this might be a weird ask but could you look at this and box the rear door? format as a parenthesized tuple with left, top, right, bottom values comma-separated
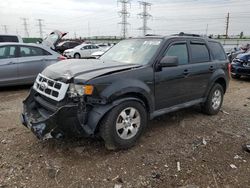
(80, 45, 92, 57)
(0, 45, 19, 86)
(90, 45, 100, 53)
(17, 45, 54, 84)
(186, 40, 214, 100)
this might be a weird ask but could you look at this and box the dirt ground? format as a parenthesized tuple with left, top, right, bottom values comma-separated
(0, 78, 250, 188)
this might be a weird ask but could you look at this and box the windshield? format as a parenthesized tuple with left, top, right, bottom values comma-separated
(100, 39, 162, 65)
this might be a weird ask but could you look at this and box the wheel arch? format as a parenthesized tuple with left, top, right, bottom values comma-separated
(87, 96, 149, 135)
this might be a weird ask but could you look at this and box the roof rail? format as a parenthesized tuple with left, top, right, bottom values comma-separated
(172, 32, 201, 37)
(145, 34, 161, 37)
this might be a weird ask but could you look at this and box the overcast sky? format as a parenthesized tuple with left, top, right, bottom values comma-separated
(0, 0, 250, 38)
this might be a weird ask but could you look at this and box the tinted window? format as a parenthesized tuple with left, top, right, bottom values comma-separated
(190, 43, 210, 63)
(164, 43, 188, 65)
(208, 42, 227, 61)
(83, 45, 91, 49)
(0, 36, 18, 42)
(69, 42, 79, 48)
(0, 46, 16, 59)
(91, 45, 98, 49)
(20, 46, 50, 57)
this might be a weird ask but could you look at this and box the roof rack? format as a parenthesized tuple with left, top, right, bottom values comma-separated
(172, 32, 201, 37)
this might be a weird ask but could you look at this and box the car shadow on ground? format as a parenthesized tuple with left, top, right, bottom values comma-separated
(232, 76, 250, 82)
(0, 85, 32, 92)
(37, 106, 203, 157)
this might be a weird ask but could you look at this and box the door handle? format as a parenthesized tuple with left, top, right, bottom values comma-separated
(209, 66, 215, 71)
(6, 61, 13, 65)
(183, 69, 189, 76)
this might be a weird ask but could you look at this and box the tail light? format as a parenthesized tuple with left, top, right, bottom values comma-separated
(228, 63, 231, 78)
(58, 55, 67, 61)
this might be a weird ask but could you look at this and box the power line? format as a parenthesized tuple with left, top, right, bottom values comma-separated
(118, 0, 131, 38)
(138, 1, 152, 36)
(21, 18, 29, 37)
(2, 25, 8, 34)
(37, 19, 44, 38)
(225, 12, 230, 38)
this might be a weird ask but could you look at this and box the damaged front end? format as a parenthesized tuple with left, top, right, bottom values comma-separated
(20, 74, 96, 140)
(21, 89, 91, 140)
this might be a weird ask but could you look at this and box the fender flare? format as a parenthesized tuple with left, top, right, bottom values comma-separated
(204, 72, 227, 98)
(86, 97, 145, 134)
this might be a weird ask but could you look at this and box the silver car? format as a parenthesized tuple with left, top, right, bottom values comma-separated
(0, 43, 65, 87)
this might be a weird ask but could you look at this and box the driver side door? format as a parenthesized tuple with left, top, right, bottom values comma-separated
(154, 41, 192, 110)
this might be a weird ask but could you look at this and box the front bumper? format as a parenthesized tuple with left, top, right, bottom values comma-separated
(21, 89, 92, 140)
(231, 64, 250, 76)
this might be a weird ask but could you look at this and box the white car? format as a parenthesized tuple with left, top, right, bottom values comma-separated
(63, 43, 102, 59)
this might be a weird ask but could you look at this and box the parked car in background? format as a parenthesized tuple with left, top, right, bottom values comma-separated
(90, 44, 113, 58)
(0, 43, 65, 87)
(96, 43, 112, 51)
(231, 52, 250, 78)
(55, 41, 81, 54)
(63, 43, 101, 58)
(0, 34, 23, 43)
(91, 51, 105, 59)
(41, 30, 67, 50)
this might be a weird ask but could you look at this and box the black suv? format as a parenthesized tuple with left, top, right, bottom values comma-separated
(21, 34, 230, 150)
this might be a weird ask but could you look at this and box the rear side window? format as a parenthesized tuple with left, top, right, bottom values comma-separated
(0, 46, 16, 59)
(190, 43, 210, 63)
(208, 42, 227, 61)
(0, 36, 18, 42)
(164, 43, 188, 65)
(20, 46, 51, 57)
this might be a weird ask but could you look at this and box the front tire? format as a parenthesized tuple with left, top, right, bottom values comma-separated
(74, 53, 81, 59)
(202, 83, 224, 115)
(100, 101, 147, 150)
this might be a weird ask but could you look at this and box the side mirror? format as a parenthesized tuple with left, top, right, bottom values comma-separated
(160, 56, 178, 67)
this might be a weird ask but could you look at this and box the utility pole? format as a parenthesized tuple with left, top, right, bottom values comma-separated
(88, 21, 90, 38)
(138, 1, 152, 36)
(118, 0, 131, 39)
(205, 24, 208, 36)
(2, 25, 8, 34)
(21, 18, 29, 37)
(37, 19, 44, 38)
(225, 12, 230, 38)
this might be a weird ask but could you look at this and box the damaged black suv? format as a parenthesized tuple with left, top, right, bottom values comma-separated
(21, 33, 230, 150)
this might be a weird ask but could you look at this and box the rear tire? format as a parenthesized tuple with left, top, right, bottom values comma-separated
(74, 53, 81, 59)
(99, 101, 147, 150)
(202, 83, 224, 115)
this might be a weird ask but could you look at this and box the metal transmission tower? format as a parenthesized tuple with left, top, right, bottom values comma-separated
(2, 25, 8, 34)
(37, 19, 44, 38)
(225, 12, 230, 38)
(138, 1, 152, 36)
(21, 18, 29, 37)
(118, 0, 131, 39)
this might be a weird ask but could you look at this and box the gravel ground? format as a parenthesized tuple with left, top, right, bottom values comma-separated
(0, 78, 250, 188)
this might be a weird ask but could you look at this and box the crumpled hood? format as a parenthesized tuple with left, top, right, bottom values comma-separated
(42, 59, 141, 82)
(236, 52, 250, 61)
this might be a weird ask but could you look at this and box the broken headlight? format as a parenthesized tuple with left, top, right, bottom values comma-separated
(68, 84, 94, 97)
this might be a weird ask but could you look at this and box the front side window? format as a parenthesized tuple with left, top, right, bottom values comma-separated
(100, 39, 162, 65)
(20, 46, 46, 57)
(0, 46, 16, 59)
(164, 43, 189, 65)
(190, 43, 210, 63)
